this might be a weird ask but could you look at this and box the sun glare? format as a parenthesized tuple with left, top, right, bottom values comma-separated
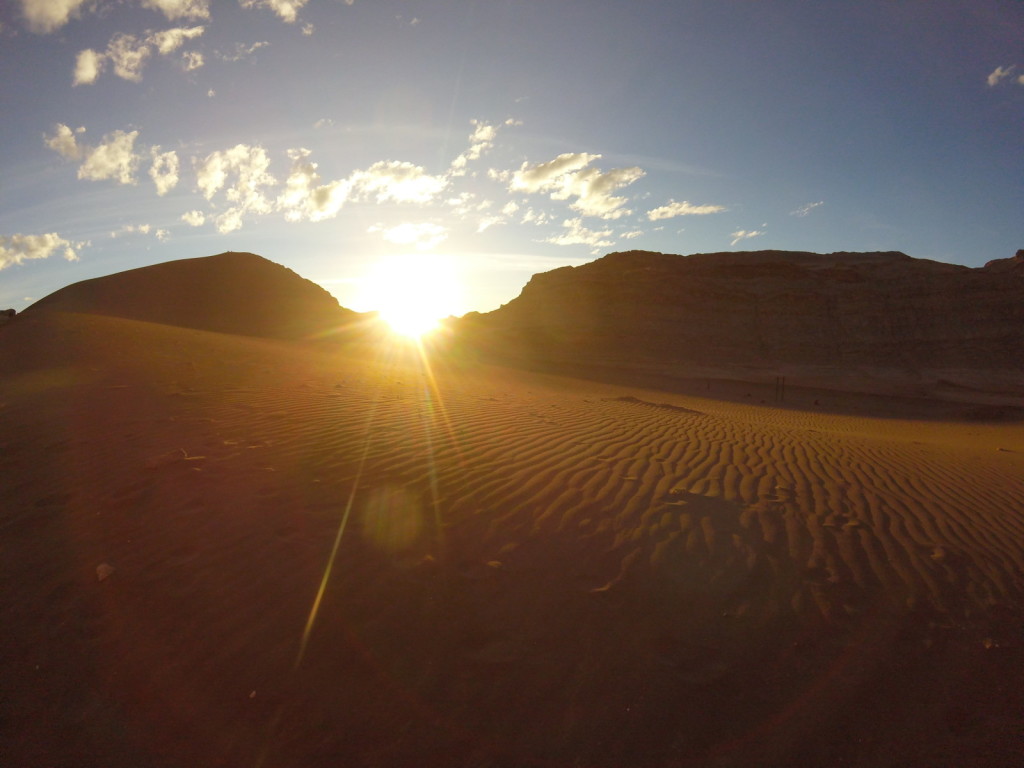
(366, 254, 462, 339)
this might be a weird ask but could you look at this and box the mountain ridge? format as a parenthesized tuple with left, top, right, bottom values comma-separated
(20, 251, 356, 340)
(462, 249, 1024, 373)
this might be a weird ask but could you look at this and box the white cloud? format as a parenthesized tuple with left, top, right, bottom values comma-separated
(277, 148, 351, 222)
(476, 216, 504, 233)
(149, 147, 180, 195)
(729, 229, 764, 246)
(217, 41, 269, 62)
(149, 26, 205, 54)
(110, 223, 151, 239)
(74, 27, 205, 84)
(195, 144, 276, 232)
(19, 0, 89, 33)
(546, 218, 614, 249)
(559, 165, 645, 218)
(78, 130, 140, 185)
(987, 65, 1015, 87)
(106, 33, 152, 82)
(791, 201, 824, 217)
(155, 228, 170, 241)
(301, 22, 314, 35)
(368, 221, 447, 250)
(73, 48, 103, 85)
(351, 160, 448, 203)
(278, 151, 446, 221)
(521, 207, 554, 226)
(0, 233, 80, 269)
(313, 118, 335, 129)
(141, 0, 210, 21)
(181, 210, 206, 226)
(215, 209, 244, 234)
(44, 123, 83, 160)
(647, 200, 727, 220)
(510, 152, 598, 193)
(509, 152, 644, 219)
(238, 0, 309, 23)
(450, 119, 499, 176)
(182, 50, 204, 71)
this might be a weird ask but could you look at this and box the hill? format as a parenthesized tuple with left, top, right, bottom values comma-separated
(461, 249, 1024, 376)
(21, 251, 356, 340)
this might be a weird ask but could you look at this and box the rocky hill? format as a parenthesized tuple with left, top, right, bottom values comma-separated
(461, 249, 1024, 373)
(22, 251, 356, 340)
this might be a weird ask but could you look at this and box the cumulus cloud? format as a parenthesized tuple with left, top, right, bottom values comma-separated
(181, 210, 206, 226)
(195, 144, 276, 233)
(106, 33, 153, 81)
(510, 153, 598, 193)
(0, 233, 80, 270)
(791, 201, 824, 217)
(78, 130, 140, 185)
(521, 207, 555, 226)
(19, 0, 89, 33)
(141, 0, 210, 20)
(44, 123, 83, 160)
(278, 151, 447, 222)
(351, 160, 448, 203)
(560, 165, 646, 218)
(647, 199, 727, 220)
(450, 120, 499, 176)
(546, 218, 614, 249)
(987, 65, 1015, 87)
(155, 228, 170, 241)
(509, 153, 644, 219)
(238, 0, 309, 23)
(150, 26, 205, 54)
(368, 221, 448, 250)
(277, 148, 350, 222)
(74, 26, 205, 84)
(73, 48, 103, 86)
(149, 147, 180, 195)
(182, 50, 204, 71)
(730, 229, 764, 246)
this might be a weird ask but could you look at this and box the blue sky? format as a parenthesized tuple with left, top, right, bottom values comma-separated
(1, 0, 1022, 315)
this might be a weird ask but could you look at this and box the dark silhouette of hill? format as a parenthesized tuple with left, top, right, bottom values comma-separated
(22, 251, 357, 339)
(460, 249, 1024, 373)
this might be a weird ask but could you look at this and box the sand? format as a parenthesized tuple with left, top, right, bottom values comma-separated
(2, 310, 1023, 767)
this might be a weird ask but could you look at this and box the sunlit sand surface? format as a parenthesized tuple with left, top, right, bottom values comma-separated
(2, 311, 1023, 766)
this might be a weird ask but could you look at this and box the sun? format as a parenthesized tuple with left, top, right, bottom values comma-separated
(365, 254, 462, 339)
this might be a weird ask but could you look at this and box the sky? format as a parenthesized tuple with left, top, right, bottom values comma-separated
(1, 0, 1022, 316)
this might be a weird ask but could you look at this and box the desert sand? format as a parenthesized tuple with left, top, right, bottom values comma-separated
(2, 305, 1024, 767)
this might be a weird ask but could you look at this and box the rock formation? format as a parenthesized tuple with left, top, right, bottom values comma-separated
(22, 252, 356, 340)
(462, 250, 1024, 372)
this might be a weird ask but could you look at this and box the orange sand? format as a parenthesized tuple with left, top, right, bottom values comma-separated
(2, 311, 1023, 767)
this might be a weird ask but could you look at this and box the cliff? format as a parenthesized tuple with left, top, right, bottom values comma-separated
(464, 249, 1024, 371)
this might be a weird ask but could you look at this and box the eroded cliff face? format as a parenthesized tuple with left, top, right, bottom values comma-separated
(469, 250, 1024, 370)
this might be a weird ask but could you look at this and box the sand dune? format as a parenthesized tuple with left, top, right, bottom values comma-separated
(2, 310, 1024, 766)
